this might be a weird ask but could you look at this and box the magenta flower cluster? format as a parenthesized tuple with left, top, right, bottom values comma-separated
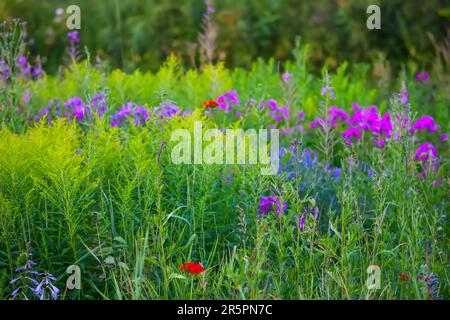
(258, 196, 287, 215)
(259, 99, 289, 123)
(0, 55, 44, 83)
(414, 142, 439, 177)
(217, 90, 239, 113)
(416, 71, 429, 83)
(310, 102, 446, 147)
(34, 92, 108, 124)
(110, 102, 149, 126)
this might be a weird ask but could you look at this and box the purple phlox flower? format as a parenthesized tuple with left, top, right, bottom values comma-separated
(282, 72, 292, 83)
(267, 99, 282, 122)
(410, 115, 441, 134)
(17, 55, 27, 68)
(67, 31, 80, 43)
(97, 103, 108, 117)
(217, 90, 240, 114)
(351, 103, 360, 111)
(15, 55, 33, 79)
(134, 105, 150, 124)
(2, 65, 10, 76)
(91, 92, 105, 106)
(16, 55, 33, 79)
(280, 128, 295, 135)
(111, 102, 153, 126)
(258, 196, 287, 216)
(341, 126, 361, 145)
(372, 139, 386, 147)
(22, 65, 31, 77)
(440, 134, 448, 141)
(328, 105, 348, 126)
(64, 96, 85, 121)
(369, 113, 392, 137)
(346, 106, 393, 142)
(414, 142, 437, 163)
(415, 142, 440, 177)
(117, 102, 133, 118)
(416, 71, 429, 83)
(181, 110, 194, 117)
(298, 111, 305, 120)
(153, 101, 180, 119)
(310, 117, 327, 130)
(74, 104, 85, 121)
(32, 63, 44, 78)
(260, 99, 289, 122)
(348, 105, 378, 130)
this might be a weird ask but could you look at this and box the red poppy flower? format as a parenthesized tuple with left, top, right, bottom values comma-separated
(202, 100, 218, 108)
(180, 262, 205, 274)
(399, 273, 411, 280)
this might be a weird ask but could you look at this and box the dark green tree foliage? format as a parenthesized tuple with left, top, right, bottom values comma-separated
(1, 0, 448, 73)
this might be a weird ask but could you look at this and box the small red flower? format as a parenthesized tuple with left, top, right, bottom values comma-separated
(202, 100, 218, 108)
(180, 262, 205, 275)
(399, 273, 411, 280)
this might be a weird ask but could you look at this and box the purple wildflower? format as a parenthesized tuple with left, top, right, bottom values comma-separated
(298, 111, 305, 120)
(416, 71, 429, 83)
(153, 101, 180, 119)
(321, 86, 335, 100)
(10, 253, 59, 300)
(341, 126, 360, 145)
(32, 273, 59, 300)
(67, 31, 80, 43)
(181, 110, 194, 117)
(328, 106, 348, 127)
(415, 142, 439, 177)
(282, 72, 292, 83)
(298, 212, 306, 231)
(415, 142, 437, 162)
(410, 115, 441, 134)
(258, 196, 287, 216)
(17, 55, 27, 68)
(400, 87, 408, 104)
(217, 90, 240, 114)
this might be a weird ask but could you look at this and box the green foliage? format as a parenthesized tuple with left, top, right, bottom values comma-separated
(1, 0, 449, 72)
(0, 42, 449, 300)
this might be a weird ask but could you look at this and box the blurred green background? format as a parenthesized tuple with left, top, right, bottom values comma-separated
(1, 0, 449, 73)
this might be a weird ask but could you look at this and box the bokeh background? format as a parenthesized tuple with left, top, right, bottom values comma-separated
(1, 0, 449, 73)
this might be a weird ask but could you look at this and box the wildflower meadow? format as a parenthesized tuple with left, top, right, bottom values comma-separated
(0, 2, 449, 302)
